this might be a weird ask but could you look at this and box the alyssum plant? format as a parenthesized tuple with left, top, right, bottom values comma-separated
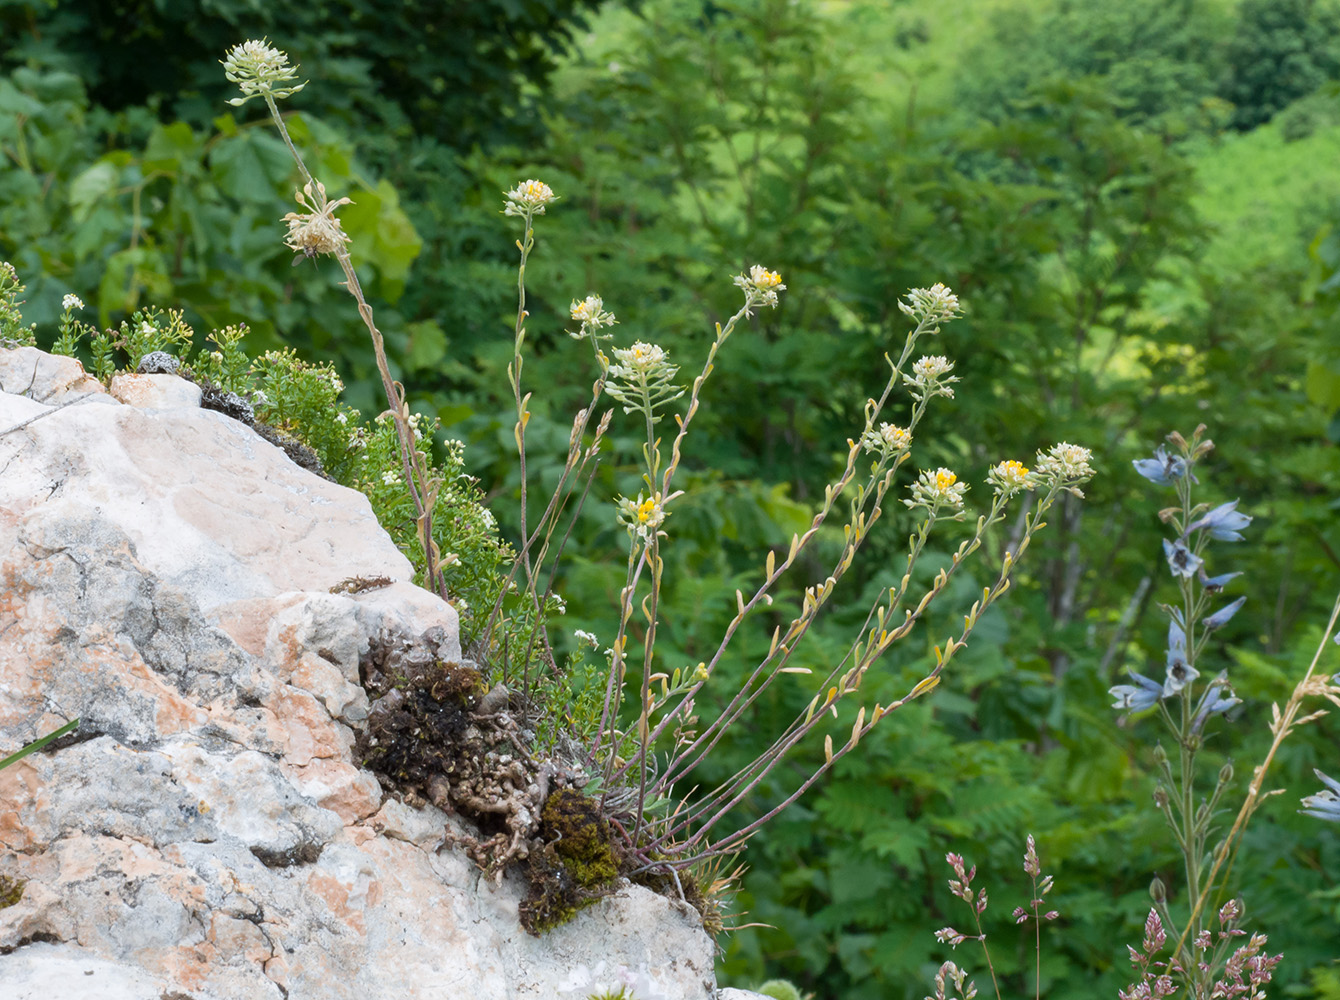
(484, 195, 1099, 871)
(222, 41, 1095, 887)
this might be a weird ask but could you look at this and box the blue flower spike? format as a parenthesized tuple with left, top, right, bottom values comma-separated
(1187, 500, 1252, 542)
(1109, 670, 1165, 713)
(1300, 770, 1340, 823)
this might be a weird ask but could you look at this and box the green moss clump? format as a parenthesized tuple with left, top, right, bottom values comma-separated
(518, 844, 603, 934)
(0, 874, 25, 910)
(543, 788, 618, 886)
(517, 789, 621, 935)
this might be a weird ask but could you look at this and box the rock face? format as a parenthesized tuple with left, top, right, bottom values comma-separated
(0, 348, 723, 999)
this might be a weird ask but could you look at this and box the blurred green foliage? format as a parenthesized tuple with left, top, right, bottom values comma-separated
(2, 0, 1338, 998)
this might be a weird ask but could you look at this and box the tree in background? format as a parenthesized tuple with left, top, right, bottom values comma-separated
(1220, 0, 1340, 130)
(0, 0, 605, 149)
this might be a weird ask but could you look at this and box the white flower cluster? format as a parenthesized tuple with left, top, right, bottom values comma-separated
(617, 492, 668, 540)
(1035, 442, 1096, 494)
(569, 294, 617, 338)
(503, 179, 557, 217)
(905, 467, 968, 513)
(987, 459, 1036, 497)
(62, 294, 84, 312)
(898, 282, 962, 325)
(733, 264, 786, 313)
(859, 422, 912, 458)
(905, 354, 959, 400)
(221, 38, 306, 105)
(608, 342, 673, 381)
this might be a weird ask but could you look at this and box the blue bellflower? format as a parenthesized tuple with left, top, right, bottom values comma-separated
(1190, 674, 1240, 734)
(1163, 620, 1198, 697)
(1300, 770, 1340, 822)
(1187, 500, 1252, 542)
(1132, 446, 1189, 486)
(1163, 538, 1203, 579)
(1110, 670, 1164, 713)
(1203, 596, 1246, 630)
(1201, 571, 1242, 593)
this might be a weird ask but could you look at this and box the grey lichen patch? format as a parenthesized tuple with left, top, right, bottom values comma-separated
(137, 351, 181, 375)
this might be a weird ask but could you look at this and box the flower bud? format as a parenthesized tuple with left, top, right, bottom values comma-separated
(1150, 877, 1166, 903)
(1152, 785, 1169, 809)
(1153, 745, 1168, 767)
(1218, 762, 1234, 786)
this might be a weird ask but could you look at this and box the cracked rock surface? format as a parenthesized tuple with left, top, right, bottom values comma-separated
(0, 348, 719, 1000)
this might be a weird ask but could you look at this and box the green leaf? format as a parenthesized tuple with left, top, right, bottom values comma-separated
(0, 719, 79, 771)
(340, 179, 423, 302)
(405, 319, 448, 371)
(68, 158, 121, 223)
(1304, 360, 1340, 413)
(0, 79, 43, 119)
(209, 131, 294, 204)
(143, 121, 201, 177)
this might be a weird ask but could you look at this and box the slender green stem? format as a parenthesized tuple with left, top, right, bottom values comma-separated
(259, 93, 442, 596)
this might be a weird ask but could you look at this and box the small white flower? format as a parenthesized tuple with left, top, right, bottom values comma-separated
(912, 355, 953, 380)
(140, 320, 156, 336)
(1035, 442, 1096, 487)
(859, 422, 912, 457)
(988, 459, 1035, 497)
(609, 342, 672, 378)
(574, 629, 600, 648)
(897, 282, 962, 325)
(569, 294, 617, 337)
(222, 38, 306, 105)
(905, 355, 959, 399)
(62, 294, 84, 312)
(617, 492, 668, 540)
(335, 412, 348, 425)
(905, 467, 968, 512)
(503, 179, 556, 217)
(732, 264, 786, 312)
(442, 552, 461, 567)
(381, 470, 401, 486)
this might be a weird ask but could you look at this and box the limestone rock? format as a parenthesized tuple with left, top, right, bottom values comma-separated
(0, 346, 107, 403)
(109, 371, 203, 410)
(0, 347, 723, 999)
